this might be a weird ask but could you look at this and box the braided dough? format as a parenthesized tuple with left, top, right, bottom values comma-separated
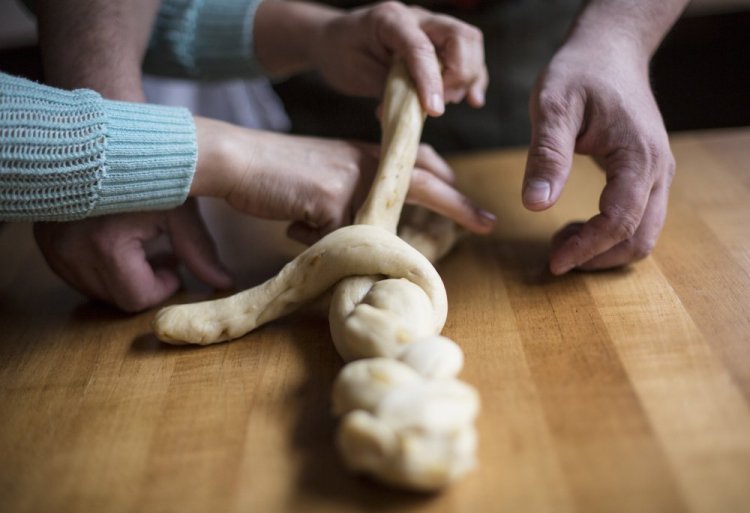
(153, 61, 479, 491)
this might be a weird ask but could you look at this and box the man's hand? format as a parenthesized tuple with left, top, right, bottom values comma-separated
(33, 0, 233, 312)
(522, 1, 688, 275)
(34, 200, 232, 312)
(192, 118, 496, 245)
(254, 0, 488, 116)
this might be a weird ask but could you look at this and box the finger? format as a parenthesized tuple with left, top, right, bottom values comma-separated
(550, 222, 584, 255)
(287, 221, 323, 246)
(415, 144, 456, 184)
(548, 151, 654, 275)
(576, 178, 669, 270)
(360, 142, 455, 185)
(467, 67, 488, 108)
(407, 168, 495, 234)
(420, 14, 486, 107)
(99, 238, 182, 312)
(373, 3, 444, 115)
(523, 86, 585, 211)
(167, 200, 233, 290)
(95, 214, 185, 311)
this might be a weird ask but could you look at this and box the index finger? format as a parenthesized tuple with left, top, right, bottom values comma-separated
(549, 156, 653, 274)
(407, 168, 496, 234)
(372, 3, 444, 115)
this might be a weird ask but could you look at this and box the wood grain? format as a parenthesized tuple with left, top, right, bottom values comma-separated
(1, 129, 749, 513)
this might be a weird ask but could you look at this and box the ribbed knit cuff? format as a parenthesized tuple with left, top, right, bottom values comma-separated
(145, 0, 264, 80)
(194, 0, 263, 78)
(94, 100, 196, 216)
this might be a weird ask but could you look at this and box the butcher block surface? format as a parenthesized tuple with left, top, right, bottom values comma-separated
(1, 129, 749, 513)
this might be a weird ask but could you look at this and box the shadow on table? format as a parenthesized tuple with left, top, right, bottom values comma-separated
(129, 332, 211, 355)
(471, 236, 635, 287)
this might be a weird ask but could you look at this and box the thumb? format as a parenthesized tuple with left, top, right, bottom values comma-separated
(523, 86, 584, 211)
(167, 199, 234, 290)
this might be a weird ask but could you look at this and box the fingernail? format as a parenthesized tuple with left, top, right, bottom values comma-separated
(551, 260, 575, 275)
(523, 179, 551, 205)
(477, 208, 496, 224)
(474, 89, 485, 106)
(429, 93, 445, 115)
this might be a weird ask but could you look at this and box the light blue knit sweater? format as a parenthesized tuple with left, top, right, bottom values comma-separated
(1, 0, 263, 222)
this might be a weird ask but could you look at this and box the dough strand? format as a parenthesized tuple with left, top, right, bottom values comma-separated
(152, 60, 480, 491)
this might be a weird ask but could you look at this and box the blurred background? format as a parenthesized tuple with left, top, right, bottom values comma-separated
(1, 0, 749, 153)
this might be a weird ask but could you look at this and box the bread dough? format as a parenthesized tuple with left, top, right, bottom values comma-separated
(153, 225, 446, 346)
(152, 60, 480, 491)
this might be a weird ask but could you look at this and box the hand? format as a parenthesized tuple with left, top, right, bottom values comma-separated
(34, 200, 232, 312)
(313, 1, 488, 115)
(522, 39, 676, 275)
(192, 118, 496, 245)
(254, 0, 488, 116)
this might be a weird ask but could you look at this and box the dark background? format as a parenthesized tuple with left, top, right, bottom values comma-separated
(1, 4, 748, 152)
(271, 6, 750, 152)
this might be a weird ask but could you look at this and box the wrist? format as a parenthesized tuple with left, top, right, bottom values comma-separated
(563, 1, 687, 63)
(253, 0, 340, 76)
(564, 23, 649, 69)
(191, 117, 234, 199)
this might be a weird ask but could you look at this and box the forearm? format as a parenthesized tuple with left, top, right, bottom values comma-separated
(0, 73, 195, 222)
(566, 0, 690, 60)
(146, 0, 342, 80)
(36, 0, 160, 101)
(252, 0, 340, 77)
(144, 0, 264, 79)
(17, 1, 196, 222)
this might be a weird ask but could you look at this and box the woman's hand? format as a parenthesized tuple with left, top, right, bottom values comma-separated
(254, 0, 488, 116)
(192, 117, 495, 244)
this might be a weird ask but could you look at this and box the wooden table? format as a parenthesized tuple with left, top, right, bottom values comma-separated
(1, 129, 749, 513)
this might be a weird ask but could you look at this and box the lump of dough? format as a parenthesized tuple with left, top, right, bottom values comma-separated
(397, 336, 464, 379)
(333, 358, 480, 491)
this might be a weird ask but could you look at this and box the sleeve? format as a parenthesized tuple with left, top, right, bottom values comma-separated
(0, 72, 197, 222)
(143, 0, 266, 80)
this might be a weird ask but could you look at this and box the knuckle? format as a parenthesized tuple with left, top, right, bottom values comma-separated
(409, 168, 431, 190)
(528, 135, 569, 177)
(461, 24, 483, 44)
(415, 143, 442, 165)
(418, 143, 437, 158)
(371, 1, 404, 21)
(608, 149, 654, 188)
(664, 153, 677, 184)
(602, 205, 640, 241)
(641, 140, 665, 176)
(322, 181, 346, 203)
(449, 62, 474, 84)
(618, 236, 655, 262)
(537, 88, 572, 120)
(631, 238, 656, 261)
(411, 38, 437, 59)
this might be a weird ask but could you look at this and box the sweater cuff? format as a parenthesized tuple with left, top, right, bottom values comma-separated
(94, 100, 196, 216)
(145, 0, 264, 80)
(193, 0, 263, 78)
